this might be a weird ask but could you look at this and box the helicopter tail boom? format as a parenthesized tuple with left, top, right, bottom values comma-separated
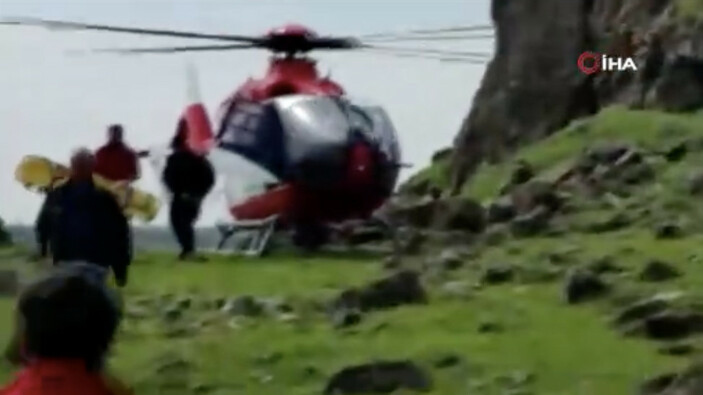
(181, 63, 214, 154)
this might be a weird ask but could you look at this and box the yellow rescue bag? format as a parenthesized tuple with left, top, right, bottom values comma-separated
(15, 155, 160, 222)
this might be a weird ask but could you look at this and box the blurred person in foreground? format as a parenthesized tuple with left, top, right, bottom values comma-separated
(2, 268, 132, 394)
(163, 123, 215, 261)
(94, 124, 140, 184)
(45, 148, 131, 286)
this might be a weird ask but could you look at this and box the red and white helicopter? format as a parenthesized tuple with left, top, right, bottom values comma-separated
(1, 17, 492, 255)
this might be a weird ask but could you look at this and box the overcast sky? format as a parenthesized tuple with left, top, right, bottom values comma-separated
(0, 0, 492, 226)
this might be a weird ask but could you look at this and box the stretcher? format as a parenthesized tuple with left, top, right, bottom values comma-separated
(15, 155, 161, 222)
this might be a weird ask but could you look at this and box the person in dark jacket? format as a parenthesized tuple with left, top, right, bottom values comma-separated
(163, 123, 215, 260)
(45, 149, 131, 286)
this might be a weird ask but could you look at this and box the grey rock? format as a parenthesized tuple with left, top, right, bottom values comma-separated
(658, 343, 695, 357)
(487, 197, 517, 223)
(639, 260, 681, 282)
(331, 308, 363, 329)
(222, 296, 265, 317)
(324, 360, 432, 394)
(511, 206, 551, 237)
(481, 264, 515, 285)
(331, 270, 427, 313)
(434, 354, 462, 369)
(655, 223, 683, 239)
(688, 170, 703, 195)
(563, 269, 609, 304)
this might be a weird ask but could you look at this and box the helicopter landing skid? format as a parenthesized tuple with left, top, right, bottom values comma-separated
(216, 215, 278, 257)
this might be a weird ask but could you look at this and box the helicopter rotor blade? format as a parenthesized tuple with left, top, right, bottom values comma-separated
(361, 50, 489, 64)
(0, 16, 264, 44)
(359, 24, 493, 40)
(363, 45, 491, 59)
(71, 43, 257, 55)
(364, 34, 494, 43)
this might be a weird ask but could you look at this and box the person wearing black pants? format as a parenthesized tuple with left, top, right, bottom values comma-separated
(163, 124, 215, 261)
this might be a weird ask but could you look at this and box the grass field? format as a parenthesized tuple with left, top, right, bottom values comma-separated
(2, 107, 703, 393)
(0, 243, 690, 394)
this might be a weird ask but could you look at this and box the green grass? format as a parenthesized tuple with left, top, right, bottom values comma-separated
(463, 106, 703, 201)
(677, 0, 703, 18)
(4, 108, 703, 393)
(0, 248, 687, 394)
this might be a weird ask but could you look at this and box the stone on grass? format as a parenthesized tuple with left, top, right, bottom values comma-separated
(563, 269, 609, 304)
(639, 260, 681, 282)
(324, 360, 432, 394)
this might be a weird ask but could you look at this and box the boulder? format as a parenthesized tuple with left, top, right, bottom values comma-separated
(392, 200, 437, 229)
(688, 170, 703, 195)
(483, 224, 511, 246)
(487, 197, 516, 223)
(331, 270, 427, 313)
(639, 260, 681, 282)
(654, 223, 683, 239)
(221, 296, 265, 317)
(324, 360, 432, 394)
(625, 311, 703, 340)
(638, 363, 703, 394)
(509, 181, 562, 214)
(658, 343, 695, 357)
(664, 142, 688, 162)
(432, 197, 486, 233)
(434, 249, 465, 272)
(612, 292, 684, 328)
(481, 264, 515, 285)
(331, 308, 363, 329)
(563, 268, 609, 304)
(510, 206, 551, 237)
(653, 55, 703, 112)
(584, 143, 632, 165)
(584, 211, 632, 233)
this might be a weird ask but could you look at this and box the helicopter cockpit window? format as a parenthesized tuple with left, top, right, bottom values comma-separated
(218, 101, 285, 177)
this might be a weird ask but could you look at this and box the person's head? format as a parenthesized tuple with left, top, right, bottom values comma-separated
(107, 124, 124, 144)
(70, 148, 95, 181)
(16, 270, 120, 370)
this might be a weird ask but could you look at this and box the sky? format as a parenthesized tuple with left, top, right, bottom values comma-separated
(0, 0, 492, 226)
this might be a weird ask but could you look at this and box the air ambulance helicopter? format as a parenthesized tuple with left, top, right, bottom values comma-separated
(1, 17, 492, 255)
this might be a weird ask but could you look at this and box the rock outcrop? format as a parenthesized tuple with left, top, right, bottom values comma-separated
(449, 0, 703, 193)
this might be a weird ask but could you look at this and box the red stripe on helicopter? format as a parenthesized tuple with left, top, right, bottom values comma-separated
(229, 183, 295, 220)
(182, 102, 214, 154)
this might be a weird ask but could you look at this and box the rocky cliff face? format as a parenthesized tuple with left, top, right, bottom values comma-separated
(449, 0, 703, 194)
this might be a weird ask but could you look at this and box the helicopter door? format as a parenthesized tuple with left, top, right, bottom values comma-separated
(214, 100, 286, 217)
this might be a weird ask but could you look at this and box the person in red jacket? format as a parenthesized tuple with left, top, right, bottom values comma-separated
(1, 267, 131, 395)
(94, 125, 140, 183)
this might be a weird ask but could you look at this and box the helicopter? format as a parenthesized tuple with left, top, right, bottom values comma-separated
(1, 17, 493, 255)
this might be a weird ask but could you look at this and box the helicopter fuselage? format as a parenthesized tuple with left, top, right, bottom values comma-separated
(195, 56, 399, 229)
